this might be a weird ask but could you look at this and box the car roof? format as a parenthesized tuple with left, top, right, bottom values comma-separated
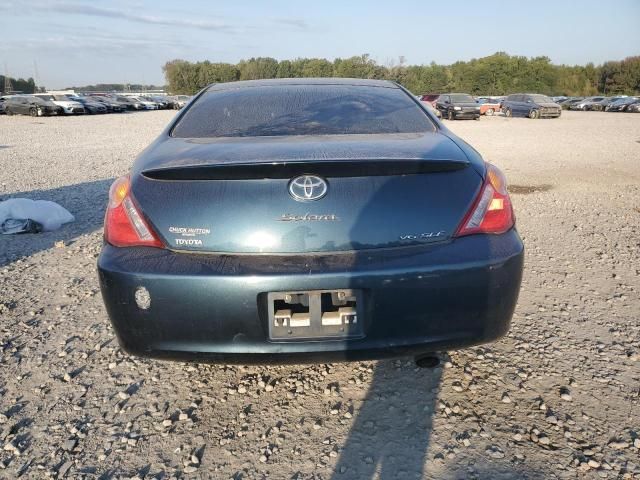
(205, 78, 398, 92)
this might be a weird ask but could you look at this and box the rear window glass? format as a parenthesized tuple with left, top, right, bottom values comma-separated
(172, 85, 435, 138)
(529, 95, 553, 103)
(449, 94, 475, 103)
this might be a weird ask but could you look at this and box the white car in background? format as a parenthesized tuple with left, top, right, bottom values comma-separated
(36, 94, 85, 115)
(172, 95, 192, 109)
(127, 96, 158, 110)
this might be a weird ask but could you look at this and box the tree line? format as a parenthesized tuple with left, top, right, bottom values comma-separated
(163, 52, 640, 97)
(0, 75, 36, 94)
(64, 83, 164, 93)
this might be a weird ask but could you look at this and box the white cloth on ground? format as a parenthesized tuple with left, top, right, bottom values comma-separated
(0, 198, 74, 232)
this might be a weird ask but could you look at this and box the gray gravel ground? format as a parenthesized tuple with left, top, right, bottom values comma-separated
(0, 110, 639, 479)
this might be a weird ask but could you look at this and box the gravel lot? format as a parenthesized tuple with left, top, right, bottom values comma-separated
(0, 110, 639, 479)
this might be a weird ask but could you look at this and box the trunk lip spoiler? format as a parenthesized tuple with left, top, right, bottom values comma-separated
(141, 158, 470, 181)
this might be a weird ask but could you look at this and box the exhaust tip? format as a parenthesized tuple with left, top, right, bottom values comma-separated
(415, 354, 440, 368)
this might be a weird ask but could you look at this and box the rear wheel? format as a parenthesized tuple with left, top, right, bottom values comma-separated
(30, 107, 38, 117)
(6, 108, 13, 116)
(486, 108, 494, 116)
(528, 109, 539, 119)
(447, 110, 454, 120)
(505, 108, 512, 117)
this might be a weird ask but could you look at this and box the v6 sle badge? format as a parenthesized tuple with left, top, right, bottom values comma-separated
(399, 231, 446, 241)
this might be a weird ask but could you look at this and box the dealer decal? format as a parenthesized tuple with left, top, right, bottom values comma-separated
(169, 226, 210, 247)
(169, 226, 211, 237)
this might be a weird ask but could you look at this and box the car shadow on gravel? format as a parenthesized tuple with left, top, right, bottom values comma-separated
(332, 359, 546, 480)
(330, 173, 535, 480)
(0, 178, 113, 266)
(330, 173, 446, 480)
(332, 361, 442, 479)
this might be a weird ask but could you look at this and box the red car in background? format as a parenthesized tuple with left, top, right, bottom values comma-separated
(417, 94, 442, 118)
(477, 97, 502, 116)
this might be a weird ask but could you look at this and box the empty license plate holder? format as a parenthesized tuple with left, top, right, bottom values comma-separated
(267, 289, 364, 340)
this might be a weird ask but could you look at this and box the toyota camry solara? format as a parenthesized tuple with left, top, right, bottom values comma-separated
(97, 78, 524, 364)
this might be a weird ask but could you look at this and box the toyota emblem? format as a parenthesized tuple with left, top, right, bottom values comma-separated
(288, 175, 328, 201)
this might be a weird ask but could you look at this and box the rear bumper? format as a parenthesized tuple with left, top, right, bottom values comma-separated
(97, 231, 524, 364)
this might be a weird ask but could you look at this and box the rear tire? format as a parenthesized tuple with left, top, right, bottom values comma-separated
(6, 108, 13, 116)
(30, 107, 38, 117)
(528, 109, 539, 119)
(486, 108, 494, 116)
(505, 108, 512, 117)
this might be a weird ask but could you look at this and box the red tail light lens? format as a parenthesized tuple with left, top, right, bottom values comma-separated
(455, 163, 514, 237)
(104, 176, 163, 248)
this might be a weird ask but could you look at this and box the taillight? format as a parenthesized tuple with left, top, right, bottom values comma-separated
(104, 176, 163, 248)
(455, 163, 514, 237)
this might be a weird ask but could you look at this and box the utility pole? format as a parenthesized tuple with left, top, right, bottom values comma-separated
(33, 60, 40, 92)
(3, 63, 13, 94)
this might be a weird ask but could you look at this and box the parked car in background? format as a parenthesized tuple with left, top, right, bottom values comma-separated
(36, 94, 85, 115)
(97, 78, 524, 365)
(66, 95, 108, 114)
(558, 98, 583, 110)
(501, 94, 561, 119)
(626, 101, 640, 113)
(416, 95, 441, 118)
(4, 95, 61, 116)
(127, 96, 159, 110)
(145, 96, 171, 109)
(86, 96, 127, 113)
(0, 96, 12, 114)
(436, 93, 480, 120)
(570, 96, 605, 111)
(586, 96, 624, 111)
(111, 96, 145, 110)
(417, 94, 440, 108)
(476, 97, 502, 116)
(170, 95, 192, 110)
(605, 97, 638, 112)
(604, 97, 638, 112)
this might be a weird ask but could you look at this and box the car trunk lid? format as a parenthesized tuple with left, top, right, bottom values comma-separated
(132, 132, 484, 253)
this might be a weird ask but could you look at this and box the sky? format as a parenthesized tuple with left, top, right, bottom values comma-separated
(1, 0, 639, 89)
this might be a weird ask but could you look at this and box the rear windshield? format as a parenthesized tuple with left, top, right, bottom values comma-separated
(449, 94, 475, 103)
(172, 84, 435, 138)
(529, 95, 553, 103)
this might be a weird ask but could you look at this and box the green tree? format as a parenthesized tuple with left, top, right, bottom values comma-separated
(301, 58, 333, 77)
(163, 53, 640, 97)
(163, 59, 200, 94)
(238, 57, 279, 80)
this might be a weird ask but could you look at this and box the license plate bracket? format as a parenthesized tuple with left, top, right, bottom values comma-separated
(267, 289, 364, 341)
